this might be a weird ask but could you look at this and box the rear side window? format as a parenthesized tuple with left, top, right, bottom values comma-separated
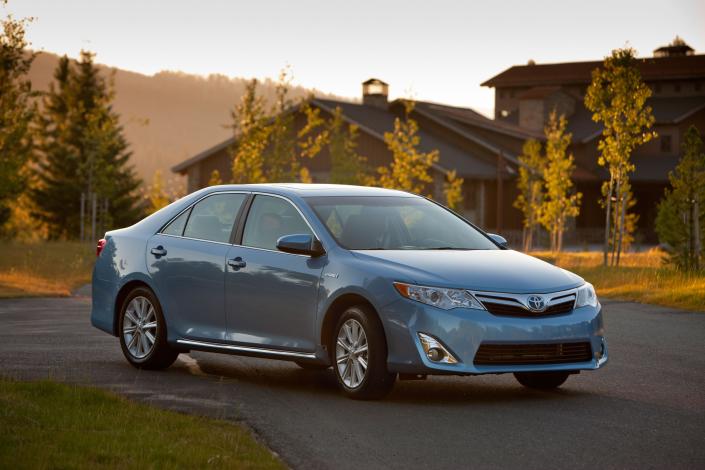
(242, 195, 313, 251)
(182, 193, 247, 243)
(162, 209, 190, 236)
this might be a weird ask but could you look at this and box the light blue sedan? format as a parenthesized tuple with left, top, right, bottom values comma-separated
(91, 184, 607, 399)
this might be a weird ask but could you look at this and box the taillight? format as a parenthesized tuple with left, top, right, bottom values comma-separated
(96, 238, 107, 257)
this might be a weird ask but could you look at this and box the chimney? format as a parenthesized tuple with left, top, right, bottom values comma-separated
(654, 36, 694, 57)
(362, 78, 389, 109)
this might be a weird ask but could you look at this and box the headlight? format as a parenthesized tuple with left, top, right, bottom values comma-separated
(393, 282, 485, 310)
(575, 282, 598, 308)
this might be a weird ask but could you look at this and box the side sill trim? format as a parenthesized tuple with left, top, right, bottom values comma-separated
(176, 339, 316, 359)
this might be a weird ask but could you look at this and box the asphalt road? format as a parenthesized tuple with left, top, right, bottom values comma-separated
(1, 296, 704, 469)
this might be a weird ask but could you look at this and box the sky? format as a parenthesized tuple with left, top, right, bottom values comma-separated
(6, 0, 704, 116)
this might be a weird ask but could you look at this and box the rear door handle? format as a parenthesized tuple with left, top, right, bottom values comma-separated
(150, 246, 167, 257)
(228, 257, 246, 270)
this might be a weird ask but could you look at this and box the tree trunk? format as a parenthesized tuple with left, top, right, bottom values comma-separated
(603, 176, 614, 267)
(610, 180, 621, 266)
(616, 193, 627, 266)
(694, 197, 701, 271)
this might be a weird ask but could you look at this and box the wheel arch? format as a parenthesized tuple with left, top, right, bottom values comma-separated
(113, 279, 157, 336)
(320, 293, 384, 356)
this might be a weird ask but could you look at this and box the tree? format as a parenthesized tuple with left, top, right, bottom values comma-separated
(539, 111, 582, 253)
(32, 51, 143, 239)
(655, 126, 705, 271)
(264, 68, 297, 182)
(443, 170, 464, 211)
(513, 139, 545, 251)
(585, 47, 656, 266)
(0, 8, 35, 233)
(208, 169, 222, 186)
(146, 170, 169, 214)
(230, 79, 269, 184)
(328, 107, 368, 185)
(377, 101, 438, 194)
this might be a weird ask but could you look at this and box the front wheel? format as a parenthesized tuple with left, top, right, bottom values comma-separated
(514, 371, 570, 389)
(332, 305, 396, 400)
(119, 287, 178, 370)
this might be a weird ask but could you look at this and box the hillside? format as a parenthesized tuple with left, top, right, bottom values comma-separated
(28, 52, 347, 187)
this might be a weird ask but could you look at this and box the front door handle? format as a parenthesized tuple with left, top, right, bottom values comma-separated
(150, 246, 167, 257)
(228, 257, 247, 270)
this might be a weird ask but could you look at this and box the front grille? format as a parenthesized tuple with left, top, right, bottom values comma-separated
(481, 299, 574, 317)
(473, 341, 593, 366)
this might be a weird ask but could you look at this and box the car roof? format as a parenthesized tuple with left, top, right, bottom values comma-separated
(204, 183, 418, 198)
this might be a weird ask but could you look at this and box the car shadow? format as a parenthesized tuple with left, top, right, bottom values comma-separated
(168, 352, 592, 406)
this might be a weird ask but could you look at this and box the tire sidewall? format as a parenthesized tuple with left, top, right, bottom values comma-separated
(118, 286, 167, 366)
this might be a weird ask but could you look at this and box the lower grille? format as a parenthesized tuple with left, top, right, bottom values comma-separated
(481, 299, 574, 317)
(473, 342, 593, 366)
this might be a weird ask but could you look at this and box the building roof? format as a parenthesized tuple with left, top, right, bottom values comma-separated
(481, 54, 705, 88)
(174, 97, 506, 179)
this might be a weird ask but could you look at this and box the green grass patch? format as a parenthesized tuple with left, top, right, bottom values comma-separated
(0, 241, 95, 297)
(532, 250, 705, 312)
(0, 378, 284, 469)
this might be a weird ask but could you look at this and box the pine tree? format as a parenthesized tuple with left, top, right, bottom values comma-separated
(377, 101, 438, 194)
(32, 51, 143, 239)
(539, 111, 581, 253)
(585, 47, 656, 266)
(513, 139, 545, 251)
(655, 126, 705, 271)
(328, 107, 368, 185)
(0, 9, 35, 232)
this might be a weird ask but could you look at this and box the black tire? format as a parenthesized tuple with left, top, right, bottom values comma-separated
(331, 305, 396, 400)
(514, 371, 570, 389)
(118, 286, 179, 370)
(295, 361, 330, 370)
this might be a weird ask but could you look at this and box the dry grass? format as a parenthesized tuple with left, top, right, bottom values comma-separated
(0, 241, 95, 298)
(532, 248, 705, 312)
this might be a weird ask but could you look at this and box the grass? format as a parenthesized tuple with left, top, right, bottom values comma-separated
(532, 249, 705, 312)
(0, 241, 95, 297)
(0, 378, 284, 469)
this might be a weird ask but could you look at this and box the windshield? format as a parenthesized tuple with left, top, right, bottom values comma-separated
(305, 196, 498, 251)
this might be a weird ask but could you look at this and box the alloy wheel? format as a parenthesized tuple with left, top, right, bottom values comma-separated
(336, 318, 369, 388)
(122, 296, 158, 359)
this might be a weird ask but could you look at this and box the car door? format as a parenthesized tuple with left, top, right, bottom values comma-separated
(225, 194, 325, 352)
(147, 192, 248, 341)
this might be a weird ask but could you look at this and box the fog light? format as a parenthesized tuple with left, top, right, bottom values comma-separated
(427, 348, 443, 361)
(417, 333, 459, 364)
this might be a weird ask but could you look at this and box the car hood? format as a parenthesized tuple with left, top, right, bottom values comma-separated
(352, 249, 584, 293)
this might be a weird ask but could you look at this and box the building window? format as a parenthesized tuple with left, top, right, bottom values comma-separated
(660, 135, 672, 153)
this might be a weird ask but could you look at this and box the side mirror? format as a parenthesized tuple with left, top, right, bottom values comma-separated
(488, 233, 509, 248)
(276, 234, 325, 257)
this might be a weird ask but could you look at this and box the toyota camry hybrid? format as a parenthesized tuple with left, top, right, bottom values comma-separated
(91, 184, 607, 399)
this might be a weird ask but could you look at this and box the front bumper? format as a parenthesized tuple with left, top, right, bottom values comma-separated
(382, 298, 608, 375)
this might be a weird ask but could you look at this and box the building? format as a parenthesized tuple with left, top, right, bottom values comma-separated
(173, 39, 705, 244)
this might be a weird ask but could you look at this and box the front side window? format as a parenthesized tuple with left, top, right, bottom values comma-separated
(306, 196, 498, 251)
(242, 195, 313, 251)
(182, 193, 246, 243)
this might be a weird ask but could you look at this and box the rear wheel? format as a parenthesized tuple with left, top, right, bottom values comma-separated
(514, 371, 570, 389)
(119, 287, 178, 370)
(332, 305, 396, 400)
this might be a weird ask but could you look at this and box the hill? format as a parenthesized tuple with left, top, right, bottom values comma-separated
(28, 52, 346, 187)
